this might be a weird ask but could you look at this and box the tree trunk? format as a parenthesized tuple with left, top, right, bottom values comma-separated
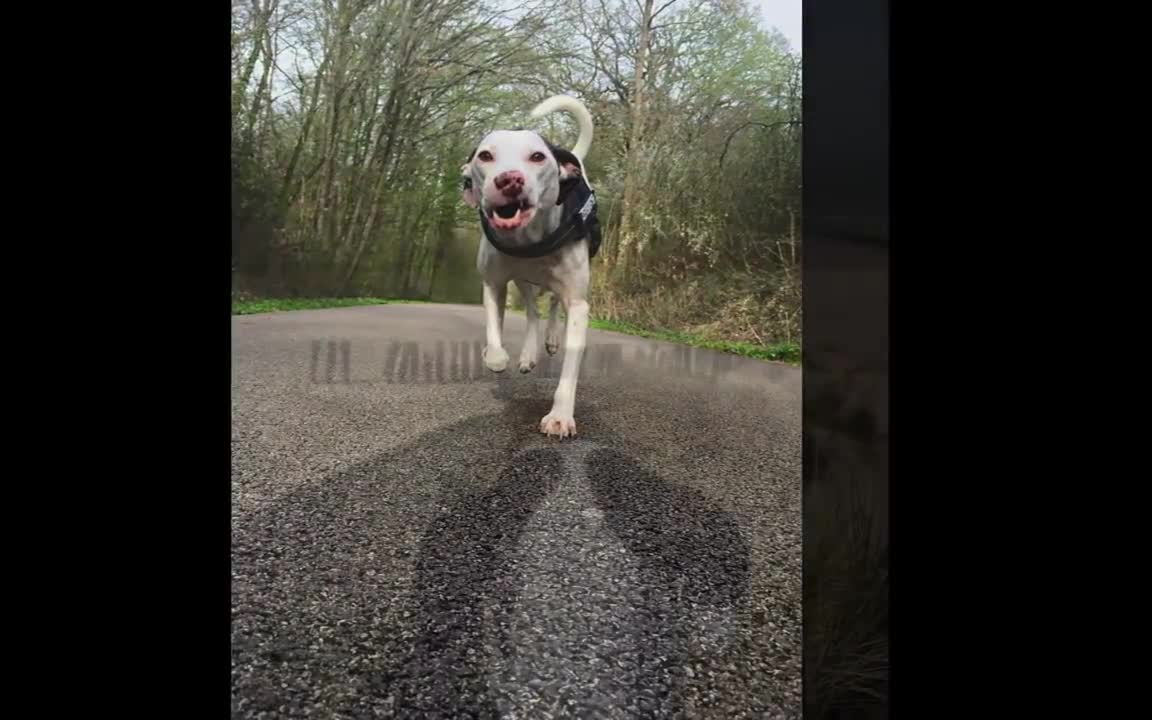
(614, 0, 656, 279)
(242, 0, 279, 155)
(232, 0, 273, 121)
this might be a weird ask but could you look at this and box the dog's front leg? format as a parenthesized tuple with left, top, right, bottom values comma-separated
(540, 297, 588, 438)
(545, 295, 562, 355)
(482, 279, 510, 372)
(515, 280, 540, 373)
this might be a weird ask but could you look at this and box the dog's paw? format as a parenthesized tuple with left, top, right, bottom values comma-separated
(540, 412, 577, 439)
(483, 346, 509, 373)
(545, 337, 560, 356)
(518, 355, 536, 373)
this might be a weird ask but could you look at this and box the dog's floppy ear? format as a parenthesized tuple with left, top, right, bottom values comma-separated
(545, 141, 586, 205)
(548, 144, 584, 181)
(460, 148, 478, 208)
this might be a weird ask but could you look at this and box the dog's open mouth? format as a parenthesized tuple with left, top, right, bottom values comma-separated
(487, 199, 535, 230)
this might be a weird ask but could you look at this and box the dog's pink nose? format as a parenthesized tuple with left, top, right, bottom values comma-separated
(494, 170, 525, 197)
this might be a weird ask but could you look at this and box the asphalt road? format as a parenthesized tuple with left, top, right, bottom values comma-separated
(231, 303, 802, 719)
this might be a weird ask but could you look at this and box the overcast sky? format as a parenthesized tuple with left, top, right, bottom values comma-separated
(267, 0, 801, 98)
(753, 0, 801, 54)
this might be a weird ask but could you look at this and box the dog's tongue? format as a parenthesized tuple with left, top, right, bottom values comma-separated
(490, 206, 531, 229)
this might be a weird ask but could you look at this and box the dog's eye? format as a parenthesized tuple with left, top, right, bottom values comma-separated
(529, 152, 546, 162)
(477, 151, 493, 162)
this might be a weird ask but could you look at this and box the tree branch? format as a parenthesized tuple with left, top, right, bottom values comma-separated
(651, 0, 679, 21)
(718, 120, 801, 168)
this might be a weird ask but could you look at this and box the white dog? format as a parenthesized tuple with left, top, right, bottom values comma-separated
(460, 95, 601, 438)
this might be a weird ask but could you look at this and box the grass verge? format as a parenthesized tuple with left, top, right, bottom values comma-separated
(587, 318, 800, 364)
(231, 297, 423, 315)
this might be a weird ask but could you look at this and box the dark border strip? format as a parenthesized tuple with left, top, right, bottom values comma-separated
(802, 0, 890, 717)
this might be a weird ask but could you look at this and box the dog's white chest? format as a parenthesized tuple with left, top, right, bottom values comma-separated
(478, 240, 589, 297)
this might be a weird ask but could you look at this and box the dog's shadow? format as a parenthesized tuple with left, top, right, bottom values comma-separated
(232, 376, 751, 718)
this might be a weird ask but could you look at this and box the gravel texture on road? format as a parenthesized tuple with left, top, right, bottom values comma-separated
(232, 304, 801, 719)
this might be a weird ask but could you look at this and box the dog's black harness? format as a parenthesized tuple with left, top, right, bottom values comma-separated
(465, 171, 602, 260)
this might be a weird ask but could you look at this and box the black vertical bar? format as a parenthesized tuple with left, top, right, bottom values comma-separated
(325, 341, 338, 384)
(310, 340, 322, 383)
(802, 0, 890, 717)
(435, 341, 446, 384)
(382, 341, 401, 384)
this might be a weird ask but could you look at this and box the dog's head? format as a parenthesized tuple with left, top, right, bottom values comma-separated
(460, 130, 583, 233)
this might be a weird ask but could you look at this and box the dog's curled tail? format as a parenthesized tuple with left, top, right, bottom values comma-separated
(530, 95, 594, 162)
